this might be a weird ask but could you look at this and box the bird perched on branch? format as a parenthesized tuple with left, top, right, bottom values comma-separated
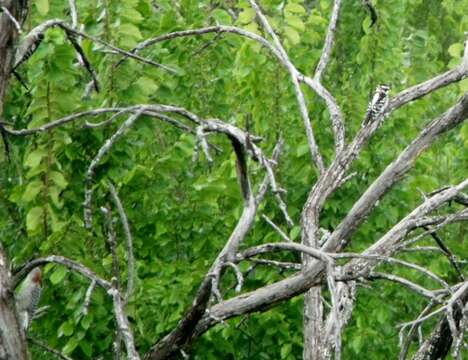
(15, 267, 42, 332)
(364, 84, 391, 125)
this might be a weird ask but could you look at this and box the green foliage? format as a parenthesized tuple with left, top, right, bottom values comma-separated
(0, 0, 466, 359)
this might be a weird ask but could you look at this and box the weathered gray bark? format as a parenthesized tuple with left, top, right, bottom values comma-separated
(0, 1, 30, 359)
(191, 93, 468, 336)
(412, 287, 468, 360)
(0, 246, 29, 359)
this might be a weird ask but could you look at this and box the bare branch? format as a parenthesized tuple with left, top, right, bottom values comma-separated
(109, 183, 136, 305)
(101, 206, 122, 360)
(299, 0, 346, 155)
(368, 272, 437, 300)
(2, 108, 127, 135)
(334, 253, 450, 290)
(108, 287, 140, 360)
(144, 128, 288, 360)
(388, 38, 468, 114)
(116, 26, 284, 68)
(314, 0, 342, 81)
(192, 180, 468, 337)
(1, 106, 199, 136)
(247, 258, 301, 271)
(255, 137, 283, 202)
(81, 279, 96, 316)
(28, 337, 73, 360)
(13, 256, 111, 290)
(101, 206, 121, 288)
(262, 215, 292, 242)
(226, 262, 244, 293)
(399, 301, 436, 360)
(321, 281, 356, 359)
(13, 19, 176, 73)
(202, 119, 292, 227)
(362, 0, 378, 27)
(143, 277, 213, 360)
(301, 77, 345, 154)
(0, 6, 21, 34)
(65, 32, 99, 92)
(421, 225, 465, 281)
(323, 94, 468, 253)
(248, 0, 325, 172)
(237, 242, 333, 264)
(68, 0, 78, 29)
(195, 126, 213, 164)
(399, 282, 467, 330)
(84, 109, 144, 229)
(342, 179, 468, 279)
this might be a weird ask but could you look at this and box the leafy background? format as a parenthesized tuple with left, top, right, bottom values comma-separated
(1, 0, 467, 358)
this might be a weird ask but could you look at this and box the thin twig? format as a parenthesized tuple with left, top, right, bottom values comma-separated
(84, 109, 145, 229)
(1, 6, 22, 33)
(28, 337, 73, 360)
(68, 0, 78, 29)
(109, 183, 136, 305)
(314, 0, 342, 81)
(13, 255, 111, 290)
(247, 258, 301, 271)
(262, 214, 292, 242)
(369, 272, 437, 300)
(82, 279, 96, 315)
(248, 0, 325, 172)
(108, 287, 140, 360)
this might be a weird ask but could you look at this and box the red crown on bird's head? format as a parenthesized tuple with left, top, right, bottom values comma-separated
(30, 268, 42, 284)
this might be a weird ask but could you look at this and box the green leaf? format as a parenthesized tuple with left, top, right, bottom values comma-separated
(80, 342, 93, 357)
(136, 77, 159, 95)
(286, 15, 305, 32)
(58, 321, 74, 337)
(49, 186, 63, 208)
(35, 0, 49, 15)
(24, 148, 47, 168)
(285, 4, 306, 14)
(121, 8, 144, 23)
(50, 266, 68, 285)
(62, 337, 79, 355)
(22, 180, 43, 202)
(284, 26, 300, 45)
(50, 171, 68, 189)
(290, 226, 301, 241)
(81, 315, 93, 330)
(26, 206, 43, 233)
(448, 43, 463, 58)
(460, 78, 468, 92)
(296, 143, 309, 157)
(211, 9, 232, 25)
(281, 343, 292, 358)
(238, 8, 255, 24)
(119, 23, 142, 39)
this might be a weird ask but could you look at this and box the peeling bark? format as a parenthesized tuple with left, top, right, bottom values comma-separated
(0, 0, 30, 358)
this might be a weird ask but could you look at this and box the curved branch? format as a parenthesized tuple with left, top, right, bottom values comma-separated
(109, 184, 136, 305)
(84, 110, 144, 229)
(323, 94, 468, 253)
(13, 255, 111, 290)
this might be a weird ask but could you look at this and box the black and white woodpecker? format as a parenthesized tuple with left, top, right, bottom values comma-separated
(364, 84, 391, 124)
(15, 267, 42, 332)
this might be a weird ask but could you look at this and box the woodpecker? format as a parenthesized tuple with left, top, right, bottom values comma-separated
(364, 84, 390, 124)
(15, 267, 42, 332)
(13, 25, 46, 70)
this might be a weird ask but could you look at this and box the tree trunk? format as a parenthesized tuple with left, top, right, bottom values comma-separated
(0, 1, 30, 359)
